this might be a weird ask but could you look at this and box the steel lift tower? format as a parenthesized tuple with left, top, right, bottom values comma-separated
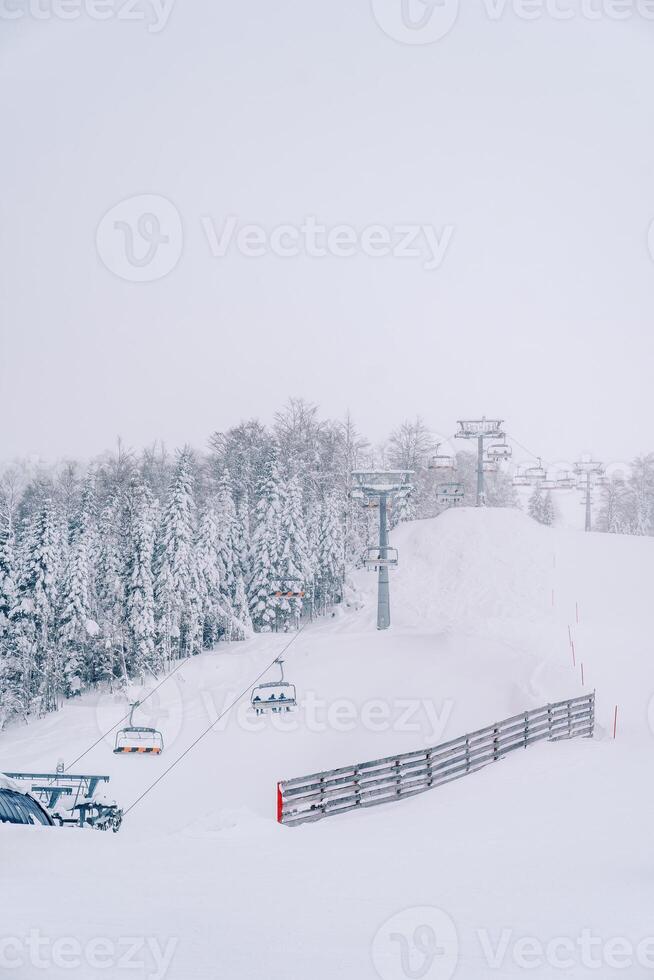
(352, 469, 413, 631)
(455, 418, 506, 507)
(575, 458, 604, 532)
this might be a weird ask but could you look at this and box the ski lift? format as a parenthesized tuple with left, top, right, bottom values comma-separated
(428, 445, 456, 471)
(251, 659, 297, 715)
(113, 702, 164, 755)
(486, 439, 512, 461)
(512, 469, 530, 487)
(363, 496, 380, 509)
(363, 546, 399, 570)
(524, 458, 547, 483)
(483, 456, 498, 473)
(437, 482, 464, 505)
(541, 479, 558, 491)
(555, 472, 576, 490)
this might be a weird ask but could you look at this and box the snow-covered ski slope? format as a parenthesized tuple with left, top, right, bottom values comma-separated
(3, 508, 654, 980)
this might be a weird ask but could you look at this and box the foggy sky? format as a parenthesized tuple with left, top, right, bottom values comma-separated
(2, 0, 653, 468)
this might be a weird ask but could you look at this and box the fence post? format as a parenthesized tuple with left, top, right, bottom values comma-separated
(524, 711, 529, 749)
(394, 759, 402, 797)
(465, 735, 471, 772)
(547, 703, 553, 740)
(493, 726, 499, 761)
(354, 768, 361, 807)
(319, 775, 326, 815)
(426, 749, 433, 788)
(567, 699, 572, 738)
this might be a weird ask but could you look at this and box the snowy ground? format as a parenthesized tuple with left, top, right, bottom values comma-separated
(2, 508, 654, 980)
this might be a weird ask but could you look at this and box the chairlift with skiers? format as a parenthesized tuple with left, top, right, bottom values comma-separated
(437, 482, 465, 505)
(363, 546, 399, 570)
(250, 659, 297, 715)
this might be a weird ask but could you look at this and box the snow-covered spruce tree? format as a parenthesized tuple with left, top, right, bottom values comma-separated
(96, 492, 128, 684)
(58, 472, 101, 695)
(528, 485, 555, 525)
(58, 531, 92, 696)
(0, 512, 22, 725)
(14, 497, 62, 714)
(277, 474, 311, 629)
(124, 478, 157, 677)
(316, 492, 344, 608)
(248, 448, 284, 632)
(155, 448, 202, 663)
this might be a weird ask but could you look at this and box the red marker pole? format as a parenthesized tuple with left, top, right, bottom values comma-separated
(277, 782, 283, 824)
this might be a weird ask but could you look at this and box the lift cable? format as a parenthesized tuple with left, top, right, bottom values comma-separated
(66, 654, 193, 771)
(123, 625, 307, 818)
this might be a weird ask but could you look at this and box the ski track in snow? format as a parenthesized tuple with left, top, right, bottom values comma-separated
(2, 507, 654, 979)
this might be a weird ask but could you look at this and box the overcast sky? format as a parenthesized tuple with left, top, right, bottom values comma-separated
(1, 0, 653, 468)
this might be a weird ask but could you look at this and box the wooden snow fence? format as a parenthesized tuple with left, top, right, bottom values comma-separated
(277, 692, 595, 826)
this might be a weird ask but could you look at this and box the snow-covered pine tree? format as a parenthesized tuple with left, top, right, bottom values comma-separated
(196, 497, 227, 647)
(528, 485, 555, 525)
(316, 492, 344, 608)
(96, 492, 127, 684)
(0, 511, 22, 725)
(155, 448, 202, 662)
(58, 531, 92, 695)
(248, 448, 283, 632)
(14, 497, 62, 713)
(124, 478, 157, 678)
(278, 474, 311, 629)
(58, 471, 101, 695)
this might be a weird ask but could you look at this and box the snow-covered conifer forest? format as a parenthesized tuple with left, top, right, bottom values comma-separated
(1, 402, 653, 729)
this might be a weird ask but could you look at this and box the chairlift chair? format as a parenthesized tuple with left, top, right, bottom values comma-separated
(555, 472, 576, 490)
(428, 445, 456, 471)
(251, 659, 297, 715)
(363, 546, 399, 570)
(512, 470, 530, 487)
(437, 482, 464, 505)
(541, 479, 558, 491)
(486, 439, 512, 461)
(524, 458, 547, 483)
(482, 456, 498, 473)
(113, 702, 164, 755)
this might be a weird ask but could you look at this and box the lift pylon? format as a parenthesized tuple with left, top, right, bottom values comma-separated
(455, 418, 506, 507)
(351, 470, 413, 630)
